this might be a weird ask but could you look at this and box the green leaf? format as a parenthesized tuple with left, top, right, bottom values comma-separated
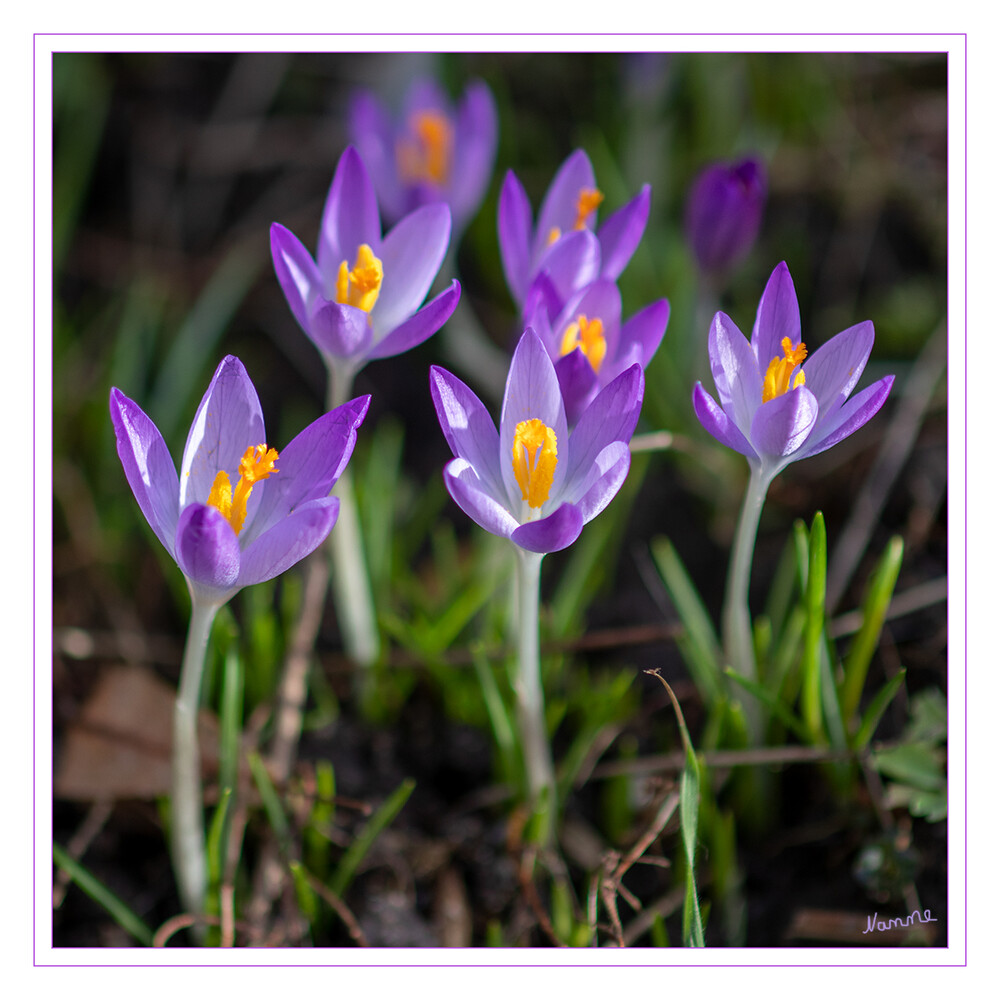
(872, 743, 946, 792)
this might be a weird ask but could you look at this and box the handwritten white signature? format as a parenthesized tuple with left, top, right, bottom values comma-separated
(863, 909, 938, 934)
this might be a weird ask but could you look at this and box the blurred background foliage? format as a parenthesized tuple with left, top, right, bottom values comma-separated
(52, 49, 947, 947)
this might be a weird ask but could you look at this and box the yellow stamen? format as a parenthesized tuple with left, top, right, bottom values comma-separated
(206, 444, 279, 535)
(546, 226, 562, 246)
(761, 337, 808, 403)
(396, 109, 453, 186)
(512, 419, 558, 509)
(335, 243, 383, 313)
(559, 314, 607, 374)
(573, 187, 604, 230)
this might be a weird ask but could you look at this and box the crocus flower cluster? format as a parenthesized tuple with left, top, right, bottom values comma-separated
(692, 262, 894, 481)
(271, 145, 460, 390)
(110, 355, 370, 606)
(349, 77, 498, 237)
(430, 328, 644, 554)
(685, 157, 767, 276)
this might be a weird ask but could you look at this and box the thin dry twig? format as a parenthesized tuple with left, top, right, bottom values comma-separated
(295, 863, 370, 946)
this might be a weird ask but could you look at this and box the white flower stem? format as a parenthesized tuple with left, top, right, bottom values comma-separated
(513, 547, 556, 843)
(326, 365, 380, 674)
(171, 594, 219, 924)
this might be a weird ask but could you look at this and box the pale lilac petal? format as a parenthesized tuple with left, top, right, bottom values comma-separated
(691, 382, 756, 459)
(598, 185, 650, 281)
(532, 228, 601, 308)
(270, 223, 324, 334)
(237, 497, 340, 587)
(317, 146, 382, 279)
(450, 80, 498, 228)
(533, 150, 595, 263)
(109, 388, 180, 555)
(307, 300, 373, 361)
(801, 320, 874, 420)
(708, 311, 761, 438)
(443, 458, 520, 539)
(617, 298, 669, 369)
(175, 503, 241, 595)
(511, 502, 584, 553)
(367, 280, 459, 361)
(429, 365, 506, 503)
(751, 262, 801, 372)
(498, 170, 534, 306)
(500, 329, 568, 510)
(554, 349, 599, 428)
(374, 202, 451, 335)
(347, 92, 402, 221)
(243, 396, 370, 543)
(403, 77, 448, 118)
(179, 356, 265, 515)
(574, 441, 631, 523)
(750, 385, 819, 458)
(800, 375, 895, 458)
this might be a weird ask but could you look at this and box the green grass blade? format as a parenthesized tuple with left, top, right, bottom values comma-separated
(852, 669, 907, 750)
(205, 787, 233, 890)
(801, 512, 827, 742)
(248, 751, 291, 853)
(724, 669, 813, 744)
(330, 778, 416, 898)
(53, 843, 154, 946)
(471, 644, 520, 788)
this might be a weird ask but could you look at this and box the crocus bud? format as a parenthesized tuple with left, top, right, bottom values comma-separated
(685, 157, 766, 275)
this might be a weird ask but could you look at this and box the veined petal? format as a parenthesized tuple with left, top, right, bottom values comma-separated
(180, 356, 265, 514)
(617, 297, 669, 369)
(270, 222, 324, 334)
(243, 396, 370, 543)
(500, 329, 568, 510)
(450, 80, 499, 227)
(498, 170, 533, 306)
(430, 364, 506, 503)
(533, 149, 596, 264)
(374, 202, 451, 335)
(800, 374, 894, 459)
(510, 501, 584, 553)
(801, 320, 874, 420)
(443, 457, 520, 540)
(317, 146, 382, 279)
(708, 311, 760, 438)
(750, 385, 818, 458)
(574, 440, 631, 523)
(307, 299, 373, 361)
(237, 497, 340, 588)
(597, 184, 650, 282)
(109, 388, 180, 556)
(691, 382, 756, 459)
(751, 262, 801, 373)
(175, 503, 241, 597)
(367, 280, 459, 361)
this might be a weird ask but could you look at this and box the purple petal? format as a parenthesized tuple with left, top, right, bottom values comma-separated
(450, 80, 498, 229)
(532, 150, 595, 264)
(367, 280, 460, 361)
(750, 385, 819, 458)
(243, 395, 370, 542)
(443, 458, 520, 540)
(691, 382, 756, 459)
(179, 356, 265, 517)
(500, 329, 568, 510)
(708, 311, 761, 438)
(374, 202, 451, 335)
(618, 298, 669, 369)
(751, 262, 801, 373)
(429, 364, 506, 503)
(510, 502, 584, 554)
(317, 146, 382, 280)
(347, 92, 402, 221)
(498, 170, 533, 306)
(575, 441, 631, 523)
(270, 223, 324, 335)
(403, 77, 448, 118)
(175, 503, 241, 596)
(801, 320, 874, 420)
(554, 349, 599, 428)
(800, 375, 894, 459)
(532, 228, 601, 309)
(237, 497, 340, 588)
(598, 184, 650, 282)
(552, 279, 622, 362)
(109, 387, 180, 556)
(307, 300, 373, 361)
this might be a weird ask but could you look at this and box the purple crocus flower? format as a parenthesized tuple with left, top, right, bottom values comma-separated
(348, 77, 498, 236)
(692, 262, 894, 480)
(685, 157, 766, 276)
(430, 328, 644, 554)
(498, 148, 651, 312)
(109, 355, 370, 606)
(270, 145, 460, 384)
(525, 277, 669, 426)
